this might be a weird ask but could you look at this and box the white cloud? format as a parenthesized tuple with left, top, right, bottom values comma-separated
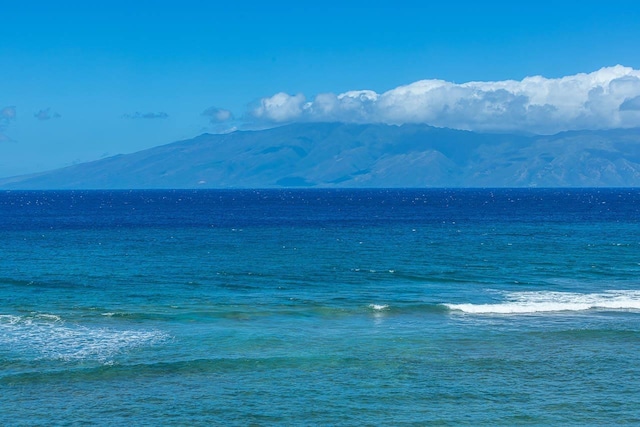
(620, 95, 640, 111)
(251, 92, 306, 122)
(201, 106, 233, 123)
(250, 66, 640, 134)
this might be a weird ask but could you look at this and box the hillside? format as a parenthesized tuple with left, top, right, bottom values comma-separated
(1, 123, 639, 189)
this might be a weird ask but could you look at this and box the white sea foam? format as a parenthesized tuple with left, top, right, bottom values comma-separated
(0, 314, 21, 325)
(369, 304, 389, 311)
(34, 313, 62, 322)
(445, 290, 640, 314)
(0, 313, 168, 362)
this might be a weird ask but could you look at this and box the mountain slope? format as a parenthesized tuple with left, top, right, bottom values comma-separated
(1, 123, 639, 189)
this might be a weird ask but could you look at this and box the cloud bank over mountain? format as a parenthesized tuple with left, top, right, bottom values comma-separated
(250, 66, 640, 134)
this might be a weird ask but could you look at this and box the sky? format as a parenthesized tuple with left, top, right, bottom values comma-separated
(1, 0, 640, 177)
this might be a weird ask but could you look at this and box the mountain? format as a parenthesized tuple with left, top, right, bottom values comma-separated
(1, 123, 640, 189)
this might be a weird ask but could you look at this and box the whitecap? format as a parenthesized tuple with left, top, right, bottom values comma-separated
(369, 304, 389, 311)
(444, 290, 640, 315)
(0, 313, 169, 362)
(34, 313, 62, 322)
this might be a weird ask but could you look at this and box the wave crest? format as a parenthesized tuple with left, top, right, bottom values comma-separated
(444, 290, 640, 314)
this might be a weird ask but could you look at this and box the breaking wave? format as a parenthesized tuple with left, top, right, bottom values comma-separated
(444, 290, 640, 314)
(0, 313, 168, 362)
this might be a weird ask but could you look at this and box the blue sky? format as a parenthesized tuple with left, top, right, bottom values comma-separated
(1, 0, 640, 176)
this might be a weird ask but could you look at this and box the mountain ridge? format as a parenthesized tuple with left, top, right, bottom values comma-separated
(2, 123, 639, 189)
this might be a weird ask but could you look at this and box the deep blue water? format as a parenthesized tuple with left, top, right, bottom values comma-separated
(1, 189, 640, 425)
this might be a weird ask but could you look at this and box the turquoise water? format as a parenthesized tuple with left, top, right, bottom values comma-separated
(1, 189, 640, 425)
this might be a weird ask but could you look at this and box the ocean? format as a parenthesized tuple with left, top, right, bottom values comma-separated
(1, 188, 639, 425)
